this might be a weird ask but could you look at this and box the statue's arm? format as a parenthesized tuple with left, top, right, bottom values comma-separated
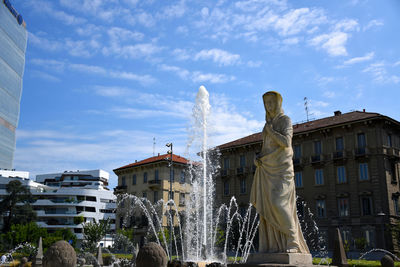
(267, 116, 293, 148)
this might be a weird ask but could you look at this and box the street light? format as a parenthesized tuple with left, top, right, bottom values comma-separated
(166, 142, 173, 260)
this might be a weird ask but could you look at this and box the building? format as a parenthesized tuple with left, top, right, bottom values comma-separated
(0, 169, 116, 247)
(0, 0, 27, 169)
(113, 153, 192, 244)
(216, 110, 400, 253)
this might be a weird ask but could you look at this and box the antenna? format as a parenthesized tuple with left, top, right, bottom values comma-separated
(153, 137, 156, 156)
(304, 97, 310, 122)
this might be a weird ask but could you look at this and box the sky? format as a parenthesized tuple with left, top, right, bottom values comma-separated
(10, 0, 400, 189)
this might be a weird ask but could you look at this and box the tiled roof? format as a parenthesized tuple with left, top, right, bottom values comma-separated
(218, 111, 391, 150)
(114, 153, 190, 172)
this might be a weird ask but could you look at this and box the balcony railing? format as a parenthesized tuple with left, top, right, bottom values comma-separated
(221, 169, 228, 177)
(354, 147, 368, 157)
(333, 151, 346, 160)
(237, 167, 244, 175)
(311, 154, 323, 163)
(149, 179, 161, 184)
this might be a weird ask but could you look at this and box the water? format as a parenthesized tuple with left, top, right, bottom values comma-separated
(116, 86, 335, 265)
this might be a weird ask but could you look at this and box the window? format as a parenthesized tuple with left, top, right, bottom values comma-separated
(294, 145, 301, 159)
(223, 157, 230, 170)
(314, 140, 322, 155)
(240, 179, 246, 194)
(358, 133, 366, 148)
(336, 137, 344, 151)
(240, 155, 246, 168)
(153, 191, 158, 203)
(180, 171, 185, 183)
(316, 199, 326, 218)
(341, 229, 351, 244)
(295, 172, 303, 188)
(361, 196, 372, 215)
(387, 134, 392, 147)
(179, 193, 185, 206)
(359, 163, 369, 181)
(223, 181, 229, 196)
(394, 197, 399, 216)
(142, 192, 147, 198)
(121, 176, 126, 186)
(155, 169, 159, 181)
(364, 229, 375, 248)
(337, 166, 347, 183)
(315, 169, 324, 185)
(143, 172, 148, 183)
(132, 174, 136, 185)
(338, 198, 349, 216)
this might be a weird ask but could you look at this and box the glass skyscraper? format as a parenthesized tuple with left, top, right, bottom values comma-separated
(0, 0, 27, 169)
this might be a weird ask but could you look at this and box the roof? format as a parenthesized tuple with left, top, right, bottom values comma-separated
(114, 153, 190, 172)
(218, 110, 396, 150)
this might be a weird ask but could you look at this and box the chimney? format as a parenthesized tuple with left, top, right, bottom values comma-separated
(135, 160, 137, 163)
(158, 153, 160, 156)
(363, 109, 365, 112)
(334, 110, 342, 116)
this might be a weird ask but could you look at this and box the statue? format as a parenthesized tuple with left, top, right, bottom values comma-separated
(250, 91, 309, 254)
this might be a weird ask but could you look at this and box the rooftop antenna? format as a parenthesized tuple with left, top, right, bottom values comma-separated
(304, 97, 310, 122)
(153, 137, 156, 156)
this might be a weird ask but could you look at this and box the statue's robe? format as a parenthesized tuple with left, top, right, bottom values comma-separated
(250, 112, 309, 253)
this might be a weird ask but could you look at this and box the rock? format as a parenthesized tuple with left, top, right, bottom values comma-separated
(19, 257, 28, 267)
(381, 255, 395, 267)
(77, 258, 86, 267)
(43, 240, 76, 267)
(136, 242, 167, 267)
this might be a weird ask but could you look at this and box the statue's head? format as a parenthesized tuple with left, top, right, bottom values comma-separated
(263, 91, 283, 118)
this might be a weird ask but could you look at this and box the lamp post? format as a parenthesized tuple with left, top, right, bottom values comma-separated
(166, 142, 173, 260)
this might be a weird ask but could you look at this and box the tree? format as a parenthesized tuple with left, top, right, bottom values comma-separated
(82, 219, 110, 252)
(0, 180, 36, 232)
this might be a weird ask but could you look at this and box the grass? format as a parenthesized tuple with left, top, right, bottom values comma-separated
(313, 257, 400, 267)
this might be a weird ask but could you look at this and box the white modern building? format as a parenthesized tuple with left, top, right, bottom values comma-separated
(0, 169, 116, 247)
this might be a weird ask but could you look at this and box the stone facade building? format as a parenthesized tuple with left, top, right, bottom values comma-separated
(113, 153, 192, 244)
(216, 110, 400, 253)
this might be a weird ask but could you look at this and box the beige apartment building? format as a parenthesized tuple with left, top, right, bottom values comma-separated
(216, 110, 400, 253)
(113, 153, 192, 244)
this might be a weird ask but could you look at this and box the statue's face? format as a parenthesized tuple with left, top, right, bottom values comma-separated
(263, 94, 277, 114)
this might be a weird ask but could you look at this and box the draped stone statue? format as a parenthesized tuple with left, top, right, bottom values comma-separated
(250, 91, 309, 254)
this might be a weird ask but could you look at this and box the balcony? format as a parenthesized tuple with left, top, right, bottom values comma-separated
(221, 169, 228, 177)
(114, 185, 127, 194)
(237, 167, 244, 175)
(310, 154, 323, 164)
(354, 147, 369, 158)
(293, 158, 302, 166)
(333, 151, 346, 161)
(148, 179, 161, 189)
(384, 147, 400, 158)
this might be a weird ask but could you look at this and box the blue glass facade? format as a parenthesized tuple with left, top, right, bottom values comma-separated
(0, 1, 27, 169)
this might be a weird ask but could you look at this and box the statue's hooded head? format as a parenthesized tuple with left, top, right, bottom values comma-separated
(263, 91, 283, 121)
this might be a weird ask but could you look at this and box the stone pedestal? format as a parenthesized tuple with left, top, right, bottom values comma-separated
(228, 253, 313, 267)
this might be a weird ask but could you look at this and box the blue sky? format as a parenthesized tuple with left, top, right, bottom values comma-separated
(11, 0, 400, 189)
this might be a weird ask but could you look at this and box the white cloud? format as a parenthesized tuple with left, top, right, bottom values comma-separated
(194, 49, 241, 66)
(30, 58, 66, 72)
(160, 64, 235, 84)
(247, 60, 262, 68)
(93, 86, 131, 97)
(362, 62, 400, 84)
(343, 52, 374, 65)
(363, 19, 384, 31)
(157, 0, 186, 19)
(282, 37, 299, 45)
(273, 8, 327, 36)
(334, 19, 359, 32)
(102, 42, 163, 59)
(28, 33, 62, 52)
(30, 70, 61, 82)
(310, 32, 349, 56)
(63, 62, 156, 84)
(172, 48, 191, 61)
(323, 91, 335, 98)
(192, 71, 236, 84)
(393, 61, 400, 67)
